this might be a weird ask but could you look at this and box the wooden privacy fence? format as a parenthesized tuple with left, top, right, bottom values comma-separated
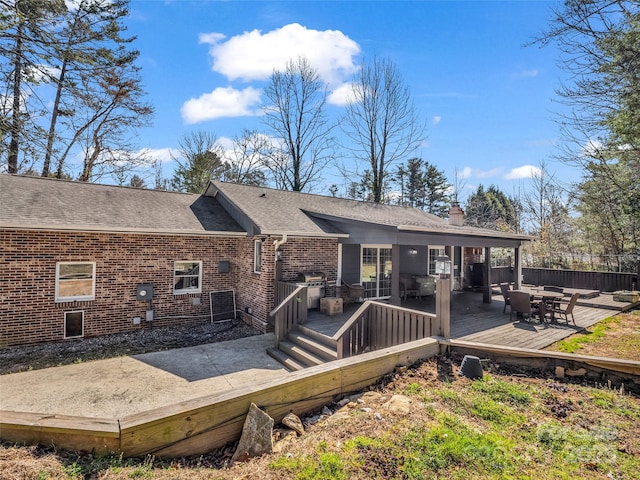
(523, 268, 637, 292)
(0, 337, 441, 457)
(333, 301, 441, 359)
(271, 285, 307, 345)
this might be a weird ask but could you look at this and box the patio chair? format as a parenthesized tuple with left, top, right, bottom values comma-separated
(340, 280, 365, 305)
(552, 292, 580, 324)
(543, 285, 564, 310)
(499, 282, 511, 314)
(509, 290, 541, 322)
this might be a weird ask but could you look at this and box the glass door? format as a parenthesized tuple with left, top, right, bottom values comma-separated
(361, 245, 392, 298)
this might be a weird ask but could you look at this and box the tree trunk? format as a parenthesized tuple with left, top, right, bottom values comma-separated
(8, 19, 24, 174)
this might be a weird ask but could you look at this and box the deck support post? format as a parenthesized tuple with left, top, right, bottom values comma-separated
(514, 246, 522, 290)
(436, 278, 451, 338)
(389, 244, 402, 306)
(483, 247, 492, 303)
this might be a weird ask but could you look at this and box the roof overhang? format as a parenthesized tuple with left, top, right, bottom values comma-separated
(398, 224, 535, 242)
(260, 230, 349, 239)
(1, 224, 248, 237)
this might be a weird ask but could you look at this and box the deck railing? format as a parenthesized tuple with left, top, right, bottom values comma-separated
(271, 285, 307, 345)
(276, 281, 301, 305)
(332, 301, 441, 359)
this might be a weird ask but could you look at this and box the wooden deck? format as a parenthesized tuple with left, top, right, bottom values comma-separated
(306, 291, 638, 351)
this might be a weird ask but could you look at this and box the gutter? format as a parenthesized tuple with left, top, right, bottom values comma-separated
(0, 224, 248, 237)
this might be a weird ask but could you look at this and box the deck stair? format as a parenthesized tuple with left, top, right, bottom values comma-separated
(267, 325, 338, 371)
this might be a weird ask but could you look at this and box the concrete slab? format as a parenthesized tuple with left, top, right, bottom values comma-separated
(0, 334, 288, 419)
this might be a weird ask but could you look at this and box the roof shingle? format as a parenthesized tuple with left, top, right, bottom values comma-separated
(0, 175, 245, 235)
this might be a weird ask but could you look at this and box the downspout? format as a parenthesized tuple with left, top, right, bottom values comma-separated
(273, 235, 288, 283)
(273, 234, 288, 253)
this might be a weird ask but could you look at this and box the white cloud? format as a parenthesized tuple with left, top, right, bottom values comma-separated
(504, 164, 541, 180)
(513, 69, 539, 79)
(181, 86, 262, 124)
(459, 166, 473, 179)
(432, 116, 441, 125)
(327, 82, 354, 106)
(139, 147, 179, 164)
(199, 23, 360, 86)
(459, 166, 502, 179)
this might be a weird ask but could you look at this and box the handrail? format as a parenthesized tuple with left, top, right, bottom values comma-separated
(270, 286, 307, 345)
(332, 300, 439, 359)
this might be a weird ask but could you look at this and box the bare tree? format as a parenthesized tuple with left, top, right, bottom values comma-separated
(341, 56, 425, 203)
(224, 129, 268, 186)
(262, 56, 334, 192)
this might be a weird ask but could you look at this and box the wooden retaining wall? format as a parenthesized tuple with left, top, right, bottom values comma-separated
(4, 337, 640, 456)
(0, 412, 119, 454)
(443, 339, 640, 394)
(0, 337, 441, 457)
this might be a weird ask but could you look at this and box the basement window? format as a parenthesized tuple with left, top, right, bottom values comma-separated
(55, 262, 96, 302)
(174, 261, 202, 294)
(64, 311, 84, 339)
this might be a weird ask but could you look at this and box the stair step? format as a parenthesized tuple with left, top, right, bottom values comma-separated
(287, 331, 337, 362)
(278, 340, 325, 368)
(297, 325, 337, 349)
(266, 347, 306, 371)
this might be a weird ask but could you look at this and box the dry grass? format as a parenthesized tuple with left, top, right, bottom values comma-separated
(546, 311, 640, 360)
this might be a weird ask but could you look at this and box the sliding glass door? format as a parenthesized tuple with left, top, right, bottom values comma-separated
(361, 245, 392, 299)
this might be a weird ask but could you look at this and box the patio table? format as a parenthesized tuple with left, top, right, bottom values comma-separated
(529, 291, 563, 322)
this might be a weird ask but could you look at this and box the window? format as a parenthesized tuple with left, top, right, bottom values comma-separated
(428, 247, 445, 275)
(55, 262, 96, 302)
(174, 261, 202, 294)
(254, 240, 262, 273)
(64, 311, 84, 338)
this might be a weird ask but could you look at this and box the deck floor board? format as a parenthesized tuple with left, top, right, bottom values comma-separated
(305, 291, 636, 350)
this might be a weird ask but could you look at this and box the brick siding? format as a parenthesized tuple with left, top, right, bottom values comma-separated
(0, 230, 340, 347)
(0, 230, 243, 347)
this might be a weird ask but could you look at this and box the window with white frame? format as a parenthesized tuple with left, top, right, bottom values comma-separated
(254, 240, 262, 273)
(174, 261, 202, 294)
(428, 247, 446, 275)
(55, 262, 96, 302)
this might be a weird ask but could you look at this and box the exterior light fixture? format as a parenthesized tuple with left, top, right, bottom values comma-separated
(435, 254, 451, 278)
(409, 248, 418, 256)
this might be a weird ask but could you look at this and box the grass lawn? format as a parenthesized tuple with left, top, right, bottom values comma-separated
(545, 311, 640, 361)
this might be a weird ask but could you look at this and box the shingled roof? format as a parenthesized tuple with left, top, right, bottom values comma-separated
(206, 181, 532, 242)
(0, 175, 245, 236)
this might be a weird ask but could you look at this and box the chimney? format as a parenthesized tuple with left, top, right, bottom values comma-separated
(448, 202, 464, 226)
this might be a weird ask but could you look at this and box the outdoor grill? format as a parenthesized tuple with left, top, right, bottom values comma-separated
(296, 271, 327, 309)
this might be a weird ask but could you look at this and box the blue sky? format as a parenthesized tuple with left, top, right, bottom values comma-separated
(124, 0, 577, 199)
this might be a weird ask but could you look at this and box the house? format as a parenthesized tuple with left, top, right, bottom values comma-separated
(0, 175, 532, 347)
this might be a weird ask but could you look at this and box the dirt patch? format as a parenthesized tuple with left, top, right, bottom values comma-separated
(0, 318, 260, 375)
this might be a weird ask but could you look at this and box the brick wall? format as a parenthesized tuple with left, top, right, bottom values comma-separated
(211, 236, 339, 327)
(0, 230, 340, 347)
(0, 230, 241, 347)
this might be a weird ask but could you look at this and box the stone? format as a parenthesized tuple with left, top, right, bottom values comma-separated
(282, 412, 305, 435)
(383, 394, 412, 415)
(232, 403, 274, 462)
(322, 406, 332, 416)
